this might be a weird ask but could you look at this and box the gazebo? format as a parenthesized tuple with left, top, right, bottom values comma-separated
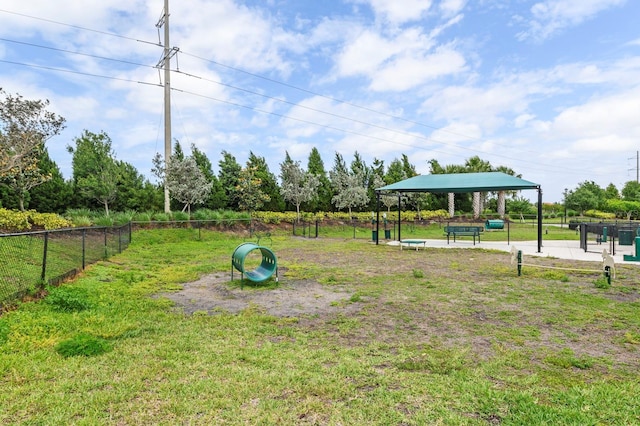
(375, 172, 543, 252)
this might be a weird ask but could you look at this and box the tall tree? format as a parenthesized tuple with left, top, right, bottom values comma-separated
(68, 130, 118, 215)
(369, 158, 386, 210)
(111, 160, 161, 212)
(329, 152, 368, 215)
(565, 181, 605, 215)
(0, 89, 66, 210)
(621, 181, 640, 201)
(306, 147, 332, 212)
(373, 174, 397, 213)
(400, 154, 418, 179)
(28, 147, 73, 213)
(191, 144, 226, 209)
(218, 150, 242, 210)
(280, 152, 320, 222)
(247, 151, 284, 211)
(153, 153, 212, 215)
(604, 183, 620, 200)
(386, 158, 408, 184)
(236, 166, 270, 213)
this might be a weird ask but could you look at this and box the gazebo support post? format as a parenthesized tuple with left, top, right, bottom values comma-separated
(537, 187, 543, 253)
(397, 193, 402, 242)
(375, 192, 380, 245)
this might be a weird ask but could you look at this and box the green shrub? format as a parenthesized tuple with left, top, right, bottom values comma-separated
(0, 209, 71, 231)
(55, 333, 112, 357)
(152, 212, 171, 222)
(70, 215, 92, 227)
(65, 208, 98, 220)
(172, 211, 190, 221)
(192, 209, 214, 221)
(585, 210, 616, 219)
(45, 286, 92, 312)
(29, 211, 73, 229)
(132, 211, 152, 222)
(93, 216, 114, 226)
(0, 208, 30, 231)
(112, 211, 135, 226)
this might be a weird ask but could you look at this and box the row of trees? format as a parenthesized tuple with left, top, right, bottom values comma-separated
(5, 89, 640, 220)
(564, 180, 640, 219)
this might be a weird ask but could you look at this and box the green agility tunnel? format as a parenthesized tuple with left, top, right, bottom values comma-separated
(485, 219, 504, 230)
(231, 242, 278, 288)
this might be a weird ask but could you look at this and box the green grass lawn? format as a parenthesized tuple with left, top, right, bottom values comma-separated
(1, 228, 639, 425)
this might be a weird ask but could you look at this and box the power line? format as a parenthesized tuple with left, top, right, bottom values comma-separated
(0, 53, 601, 178)
(181, 50, 521, 151)
(169, 85, 594, 177)
(0, 8, 624, 180)
(1, 33, 546, 168)
(1, 7, 537, 156)
(0, 37, 156, 69)
(0, 8, 159, 46)
(0, 59, 161, 87)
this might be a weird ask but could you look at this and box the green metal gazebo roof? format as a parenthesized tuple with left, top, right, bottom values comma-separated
(376, 172, 540, 194)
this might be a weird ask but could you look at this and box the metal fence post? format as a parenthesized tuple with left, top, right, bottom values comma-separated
(41, 231, 49, 282)
(82, 229, 86, 270)
(104, 227, 108, 259)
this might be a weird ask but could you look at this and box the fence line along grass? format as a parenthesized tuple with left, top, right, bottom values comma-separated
(1, 228, 639, 424)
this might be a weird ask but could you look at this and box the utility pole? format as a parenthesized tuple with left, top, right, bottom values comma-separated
(156, 0, 177, 213)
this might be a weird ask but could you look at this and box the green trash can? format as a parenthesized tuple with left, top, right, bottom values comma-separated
(372, 230, 378, 242)
(384, 229, 391, 239)
(619, 229, 633, 245)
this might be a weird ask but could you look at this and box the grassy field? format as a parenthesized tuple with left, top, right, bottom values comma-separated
(1, 228, 639, 424)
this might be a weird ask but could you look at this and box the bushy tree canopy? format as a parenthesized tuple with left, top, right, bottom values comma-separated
(0, 89, 66, 210)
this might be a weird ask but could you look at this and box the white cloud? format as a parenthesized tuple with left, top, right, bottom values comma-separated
(514, 114, 535, 128)
(350, 0, 434, 25)
(333, 26, 466, 91)
(439, 0, 468, 17)
(370, 46, 466, 91)
(516, 0, 627, 41)
(547, 86, 640, 152)
(548, 57, 640, 86)
(421, 83, 530, 132)
(334, 29, 403, 78)
(169, 0, 300, 76)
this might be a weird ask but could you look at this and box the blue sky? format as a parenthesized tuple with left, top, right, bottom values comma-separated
(1, 0, 639, 203)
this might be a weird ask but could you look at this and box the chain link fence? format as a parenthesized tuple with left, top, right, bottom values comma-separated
(0, 223, 131, 307)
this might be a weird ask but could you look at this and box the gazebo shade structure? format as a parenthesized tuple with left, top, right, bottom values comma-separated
(377, 172, 539, 193)
(375, 172, 543, 252)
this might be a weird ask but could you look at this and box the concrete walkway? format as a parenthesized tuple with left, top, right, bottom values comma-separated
(388, 238, 640, 266)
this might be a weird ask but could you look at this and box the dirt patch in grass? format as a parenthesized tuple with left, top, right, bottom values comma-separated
(162, 272, 362, 317)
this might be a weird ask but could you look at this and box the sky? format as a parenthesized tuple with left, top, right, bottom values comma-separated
(1, 0, 640, 203)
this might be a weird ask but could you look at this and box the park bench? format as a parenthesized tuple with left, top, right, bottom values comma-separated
(444, 225, 483, 245)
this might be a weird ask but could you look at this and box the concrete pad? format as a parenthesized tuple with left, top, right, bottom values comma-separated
(388, 238, 640, 266)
